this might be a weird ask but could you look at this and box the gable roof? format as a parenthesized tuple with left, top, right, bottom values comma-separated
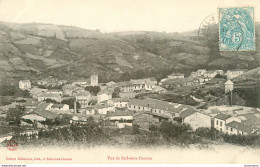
(112, 98, 129, 102)
(225, 80, 233, 85)
(106, 110, 133, 117)
(23, 99, 42, 107)
(179, 108, 197, 118)
(38, 93, 61, 98)
(51, 104, 67, 109)
(128, 98, 190, 113)
(76, 90, 91, 96)
(226, 121, 253, 133)
(215, 113, 232, 121)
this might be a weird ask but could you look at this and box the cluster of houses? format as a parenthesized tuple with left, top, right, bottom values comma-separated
(159, 69, 246, 89)
(2, 67, 257, 140)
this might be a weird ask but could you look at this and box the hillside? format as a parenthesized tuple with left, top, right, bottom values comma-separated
(232, 67, 260, 85)
(0, 21, 259, 83)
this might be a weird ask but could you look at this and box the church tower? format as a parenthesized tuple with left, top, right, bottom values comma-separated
(91, 74, 98, 86)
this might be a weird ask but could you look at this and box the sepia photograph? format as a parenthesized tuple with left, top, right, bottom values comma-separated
(0, 0, 259, 165)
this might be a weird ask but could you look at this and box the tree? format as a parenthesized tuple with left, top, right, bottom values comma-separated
(85, 86, 101, 95)
(16, 89, 30, 98)
(6, 106, 25, 125)
(173, 117, 183, 124)
(44, 98, 59, 104)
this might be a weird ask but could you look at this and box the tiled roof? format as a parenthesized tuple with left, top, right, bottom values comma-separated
(62, 84, 78, 90)
(106, 110, 133, 117)
(130, 78, 155, 85)
(29, 103, 57, 119)
(148, 112, 171, 119)
(243, 114, 260, 125)
(225, 80, 233, 85)
(76, 90, 90, 96)
(179, 108, 197, 118)
(168, 73, 184, 76)
(20, 80, 30, 82)
(161, 78, 195, 85)
(38, 93, 61, 98)
(214, 113, 232, 121)
(128, 98, 188, 113)
(51, 104, 67, 108)
(24, 99, 42, 107)
(226, 121, 253, 133)
(112, 98, 129, 102)
(94, 104, 113, 109)
(47, 89, 62, 92)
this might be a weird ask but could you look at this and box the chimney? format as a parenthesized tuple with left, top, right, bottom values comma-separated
(230, 90, 233, 106)
(74, 100, 77, 114)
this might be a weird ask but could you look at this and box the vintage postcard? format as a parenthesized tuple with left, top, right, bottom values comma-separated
(0, 0, 259, 165)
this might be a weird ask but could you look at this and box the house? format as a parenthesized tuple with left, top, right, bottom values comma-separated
(203, 71, 217, 78)
(19, 80, 31, 90)
(106, 110, 133, 128)
(226, 121, 254, 135)
(30, 87, 47, 99)
(37, 78, 59, 87)
(106, 81, 117, 87)
(118, 92, 136, 99)
(62, 84, 85, 97)
(225, 80, 234, 93)
(152, 85, 167, 93)
(97, 89, 113, 104)
(160, 78, 199, 88)
(72, 79, 90, 87)
(130, 79, 156, 91)
(179, 109, 211, 130)
(81, 107, 95, 115)
(167, 73, 185, 79)
(46, 89, 63, 96)
(23, 99, 42, 110)
(133, 112, 170, 130)
(190, 69, 207, 78)
(22, 103, 57, 122)
(50, 104, 70, 111)
(94, 104, 115, 115)
(226, 69, 247, 79)
(119, 81, 134, 92)
(58, 80, 68, 85)
(215, 70, 224, 75)
(205, 78, 226, 85)
(214, 114, 241, 133)
(145, 77, 157, 85)
(112, 98, 129, 108)
(128, 98, 187, 117)
(196, 76, 211, 85)
(75, 91, 91, 108)
(37, 93, 62, 102)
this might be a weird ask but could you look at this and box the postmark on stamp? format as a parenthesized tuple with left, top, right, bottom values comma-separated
(7, 140, 18, 151)
(219, 7, 255, 51)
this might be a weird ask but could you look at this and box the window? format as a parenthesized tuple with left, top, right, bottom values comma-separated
(139, 107, 140, 109)
(220, 121, 222, 126)
(216, 120, 218, 125)
(231, 128, 233, 132)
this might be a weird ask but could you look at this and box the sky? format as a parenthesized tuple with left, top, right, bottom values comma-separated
(0, 0, 259, 33)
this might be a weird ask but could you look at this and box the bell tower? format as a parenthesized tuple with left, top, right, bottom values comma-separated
(91, 74, 98, 86)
